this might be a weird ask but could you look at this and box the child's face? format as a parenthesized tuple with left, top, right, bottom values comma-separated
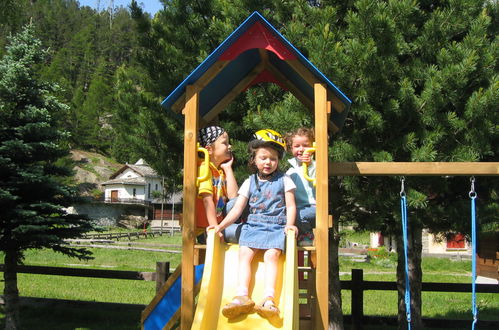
(208, 132, 232, 166)
(290, 134, 312, 161)
(254, 147, 279, 177)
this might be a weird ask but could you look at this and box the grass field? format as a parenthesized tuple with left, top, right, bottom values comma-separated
(1, 230, 497, 329)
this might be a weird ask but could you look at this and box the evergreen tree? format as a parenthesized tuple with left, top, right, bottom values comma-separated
(319, 0, 498, 327)
(0, 25, 94, 329)
(124, 1, 497, 328)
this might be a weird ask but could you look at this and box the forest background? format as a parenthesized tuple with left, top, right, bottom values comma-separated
(1, 0, 497, 328)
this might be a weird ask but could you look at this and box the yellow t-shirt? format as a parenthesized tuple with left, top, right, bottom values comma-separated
(195, 161, 227, 228)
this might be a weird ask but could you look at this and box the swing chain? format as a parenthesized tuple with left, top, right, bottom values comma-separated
(400, 176, 406, 197)
(469, 176, 477, 199)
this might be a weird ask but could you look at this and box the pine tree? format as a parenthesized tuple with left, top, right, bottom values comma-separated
(0, 25, 94, 329)
(125, 1, 497, 328)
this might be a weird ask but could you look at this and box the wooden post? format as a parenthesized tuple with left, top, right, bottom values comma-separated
(314, 83, 329, 329)
(181, 85, 199, 330)
(351, 269, 364, 330)
(155, 261, 170, 293)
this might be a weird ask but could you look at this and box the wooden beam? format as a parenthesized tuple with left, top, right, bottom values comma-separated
(314, 83, 329, 329)
(258, 48, 269, 64)
(181, 85, 199, 330)
(266, 62, 314, 110)
(286, 59, 345, 113)
(329, 162, 499, 176)
(202, 62, 266, 123)
(172, 61, 231, 113)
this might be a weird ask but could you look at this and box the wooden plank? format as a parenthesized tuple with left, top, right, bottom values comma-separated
(314, 83, 329, 329)
(0, 264, 155, 281)
(181, 85, 199, 330)
(329, 162, 499, 176)
(266, 62, 314, 110)
(202, 62, 266, 123)
(286, 59, 345, 114)
(171, 61, 231, 114)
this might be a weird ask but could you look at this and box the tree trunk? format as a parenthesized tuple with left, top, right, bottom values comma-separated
(396, 223, 423, 330)
(329, 220, 344, 329)
(3, 249, 20, 330)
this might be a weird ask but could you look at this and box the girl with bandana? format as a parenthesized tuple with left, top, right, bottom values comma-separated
(196, 126, 238, 233)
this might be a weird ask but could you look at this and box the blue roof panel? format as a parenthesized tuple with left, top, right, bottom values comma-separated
(161, 11, 351, 130)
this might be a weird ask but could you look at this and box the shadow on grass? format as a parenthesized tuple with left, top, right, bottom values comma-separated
(1, 298, 144, 330)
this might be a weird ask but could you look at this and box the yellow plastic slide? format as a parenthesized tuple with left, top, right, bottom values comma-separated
(192, 229, 298, 329)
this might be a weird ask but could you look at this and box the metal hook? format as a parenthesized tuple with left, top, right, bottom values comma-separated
(400, 176, 406, 197)
(469, 176, 477, 199)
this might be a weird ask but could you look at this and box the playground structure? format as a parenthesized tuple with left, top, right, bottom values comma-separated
(141, 11, 499, 330)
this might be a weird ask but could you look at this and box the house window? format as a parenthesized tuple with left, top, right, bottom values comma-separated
(446, 233, 466, 249)
(133, 188, 136, 197)
(148, 183, 151, 199)
(155, 184, 158, 191)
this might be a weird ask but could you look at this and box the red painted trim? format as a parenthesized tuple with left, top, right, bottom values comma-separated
(243, 69, 288, 91)
(220, 21, 296, 60)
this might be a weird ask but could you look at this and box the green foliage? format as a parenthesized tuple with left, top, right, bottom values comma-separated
(0, 24, 94, 262)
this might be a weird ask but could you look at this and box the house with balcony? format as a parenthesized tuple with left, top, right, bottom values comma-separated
(102, 159, 163, 206)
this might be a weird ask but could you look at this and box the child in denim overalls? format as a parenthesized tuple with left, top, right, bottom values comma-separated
(211, 129, 297, 320)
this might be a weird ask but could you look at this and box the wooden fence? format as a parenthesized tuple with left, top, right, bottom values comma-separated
(81, 230, 167, 240)
(344, 268, 499, 329)
(1, 265, 497, 328)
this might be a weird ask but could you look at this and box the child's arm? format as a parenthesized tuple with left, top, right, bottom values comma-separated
(201, 193, 219, 227)
(209, 195, 248, 236)
(284, 190, 298, 235)
(220, 156, 238, 199)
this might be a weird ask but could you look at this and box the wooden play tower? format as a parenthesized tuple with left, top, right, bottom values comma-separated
(155, 10, 499, 330)
(160, 11, 351, 329)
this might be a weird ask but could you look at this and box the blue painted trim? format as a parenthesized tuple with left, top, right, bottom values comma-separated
(161, 11, 351, 115)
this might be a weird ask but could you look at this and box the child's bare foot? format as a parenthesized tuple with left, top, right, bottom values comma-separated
(221, 295, 255, 319)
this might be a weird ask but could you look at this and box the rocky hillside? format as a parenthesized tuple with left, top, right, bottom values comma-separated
(70, 150, 123, 197)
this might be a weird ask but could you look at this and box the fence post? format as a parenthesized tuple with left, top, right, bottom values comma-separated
(156, 261, 170, 292)
(351, 268, 364, 330)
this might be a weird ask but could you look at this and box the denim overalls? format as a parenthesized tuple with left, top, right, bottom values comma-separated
(238, 172, 287, 251)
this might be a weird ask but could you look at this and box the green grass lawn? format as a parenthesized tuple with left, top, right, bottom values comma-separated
(1, 230, 498, 329)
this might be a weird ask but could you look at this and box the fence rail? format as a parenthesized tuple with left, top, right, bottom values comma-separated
(81, 230, 164, 240)
(346, 268, 499, 329)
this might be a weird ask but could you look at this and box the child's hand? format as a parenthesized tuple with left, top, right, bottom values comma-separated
(285, 225, 298, 238)
(220, 154, 234, 170)
(298, 153, 312, 164)
(207, 225, 224, 238)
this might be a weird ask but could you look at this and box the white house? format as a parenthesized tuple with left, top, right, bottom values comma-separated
(369, 230, 471, 257)
(102, 159, 163, 205)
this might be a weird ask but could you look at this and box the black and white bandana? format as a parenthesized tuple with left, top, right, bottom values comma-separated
(198, 126, 225, 147)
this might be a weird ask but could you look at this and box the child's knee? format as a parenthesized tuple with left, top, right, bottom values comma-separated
(264, 248, 281, 262)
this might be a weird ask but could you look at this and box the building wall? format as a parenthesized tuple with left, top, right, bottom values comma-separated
(66, 202, 147, 227)
(145, 177, 163, 200)
(104, 184, 145, 200)
(424, 229, 471, 255)
(118, 168, 140, 179)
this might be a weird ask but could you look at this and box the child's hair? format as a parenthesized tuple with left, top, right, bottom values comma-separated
(285, 127, 315, 150)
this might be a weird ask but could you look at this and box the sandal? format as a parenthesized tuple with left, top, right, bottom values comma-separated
(221, 295, 255, 319)
(255, 296, 280, 318)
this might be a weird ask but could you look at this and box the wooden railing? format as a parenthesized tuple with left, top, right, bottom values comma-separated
(104, 197, 151, 205)
(343, 268, 499, 329)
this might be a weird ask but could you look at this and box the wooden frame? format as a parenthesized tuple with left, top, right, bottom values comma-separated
(329, 162, 499, 176)
(314, 83, 329, 329)
(181, 85, 199, 330)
